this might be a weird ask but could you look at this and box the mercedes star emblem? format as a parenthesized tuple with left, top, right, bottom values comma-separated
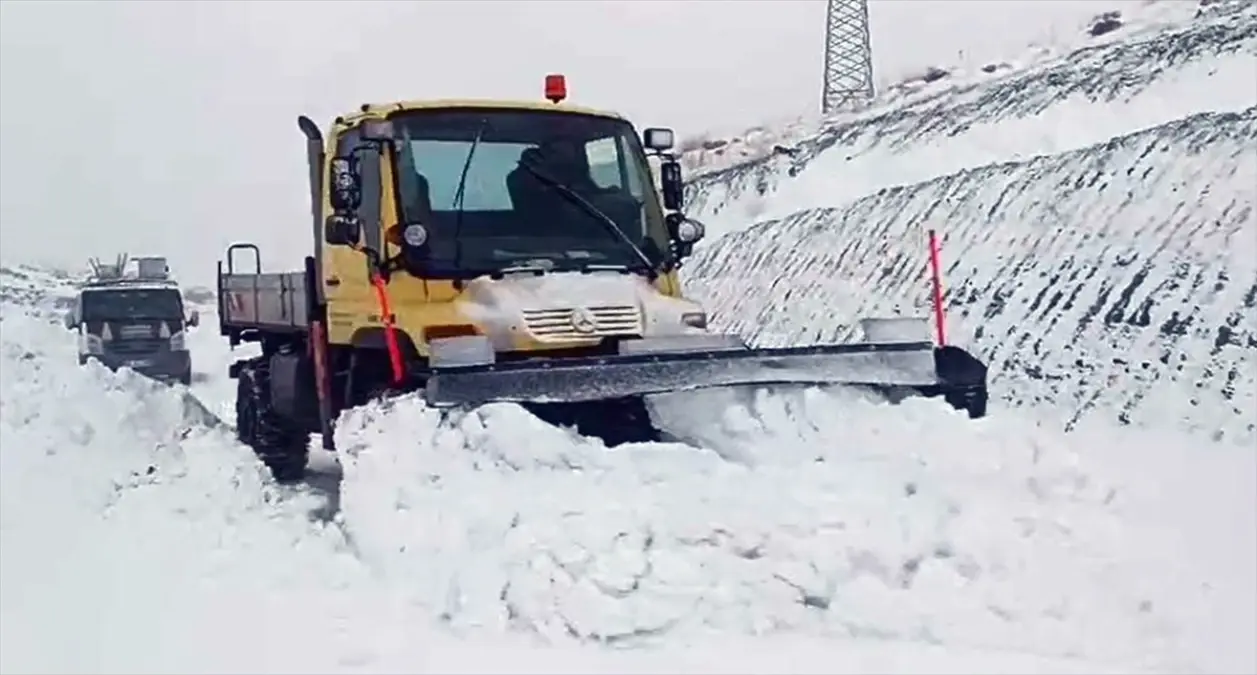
(569, 308, 596, 334)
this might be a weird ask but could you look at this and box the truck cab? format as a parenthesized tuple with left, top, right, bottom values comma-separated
(65, 255, 199, 385)
(316, 96, 707, 360)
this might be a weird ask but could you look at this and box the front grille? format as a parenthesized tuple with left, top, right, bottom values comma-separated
(117, 323, 155, 340)
(109, 338, 166, 355)
(521, 305, 642, 342)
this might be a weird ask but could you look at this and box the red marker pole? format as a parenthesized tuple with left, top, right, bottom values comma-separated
(355, 245, 406, 387)
(928, 229, 947, 347)
(369, 271, 405, 386)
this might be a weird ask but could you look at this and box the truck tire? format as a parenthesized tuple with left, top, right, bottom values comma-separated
(235, 358, 309, 483)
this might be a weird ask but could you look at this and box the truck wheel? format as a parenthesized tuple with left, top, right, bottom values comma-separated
(235, 359, 309, 483)
(347, 349, 402, 408)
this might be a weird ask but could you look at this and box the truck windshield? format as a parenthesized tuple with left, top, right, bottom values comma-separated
(82, 288, 184, 322)
(391, 108, 669, 273)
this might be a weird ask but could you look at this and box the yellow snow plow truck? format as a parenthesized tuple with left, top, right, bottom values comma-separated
(217, 75, 988, 481)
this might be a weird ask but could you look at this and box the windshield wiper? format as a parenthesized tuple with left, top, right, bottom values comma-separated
(452, 119, 490, 274)
(517, 160, 655, 274)
(574, 263, 631, 274)
(498, 262, 555, 275)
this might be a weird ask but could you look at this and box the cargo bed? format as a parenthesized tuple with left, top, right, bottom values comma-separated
(216, 244, 311, 344)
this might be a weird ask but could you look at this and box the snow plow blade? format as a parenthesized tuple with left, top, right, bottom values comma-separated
(424, 336, 988, 418)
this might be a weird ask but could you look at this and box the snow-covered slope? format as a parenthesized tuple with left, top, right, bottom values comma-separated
(676, 1, 1215, 177)
(687, 108, 1256, 443)
(680, 2, 1257, 444)
(683, 0, 1251, 209)
(0, 263, 78, 320)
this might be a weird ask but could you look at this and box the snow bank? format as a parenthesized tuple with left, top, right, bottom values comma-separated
(0, 304, 375, 673)
(335, 388, 1252, 672)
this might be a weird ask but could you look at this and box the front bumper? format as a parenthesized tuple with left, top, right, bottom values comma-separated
(83, 349, 192, 383)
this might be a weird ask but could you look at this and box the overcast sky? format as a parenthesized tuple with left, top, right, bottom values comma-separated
(0, 0, 1133, 284)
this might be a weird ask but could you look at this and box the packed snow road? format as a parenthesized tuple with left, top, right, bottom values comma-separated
(1, 299, 1253, 673)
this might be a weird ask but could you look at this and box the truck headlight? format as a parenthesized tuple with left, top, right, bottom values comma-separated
(169, 331, 186, 351)
(681, 312, 708, 329)
(429, 335, 494, 368)
(676, 218, 705, 244)
(83, 334, 105, 355)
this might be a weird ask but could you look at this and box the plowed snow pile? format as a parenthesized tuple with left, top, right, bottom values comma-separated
(336, 388, 1256, 673)
(0, 306, 392, 672)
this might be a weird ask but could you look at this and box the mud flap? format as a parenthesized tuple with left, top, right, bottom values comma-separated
(424, 340, 946, 407)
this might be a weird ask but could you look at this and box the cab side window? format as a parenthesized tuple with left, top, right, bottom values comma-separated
(584, 135, 645, 200)
(585, 137, 618, 190)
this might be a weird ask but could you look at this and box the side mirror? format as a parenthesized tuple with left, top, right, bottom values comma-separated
(360, 119, 396, 142)
(329, 156, 362, 213)
(643, 127, 675, 153)
(325, 214, 362, 246)
(666, 213, 705, 260)
(63, 311, 78, 330)
(186, 309, 200, 328)
(660, 159, 683, 212)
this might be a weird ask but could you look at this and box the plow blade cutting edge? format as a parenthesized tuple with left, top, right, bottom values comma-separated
(423, 337, 989, 418)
